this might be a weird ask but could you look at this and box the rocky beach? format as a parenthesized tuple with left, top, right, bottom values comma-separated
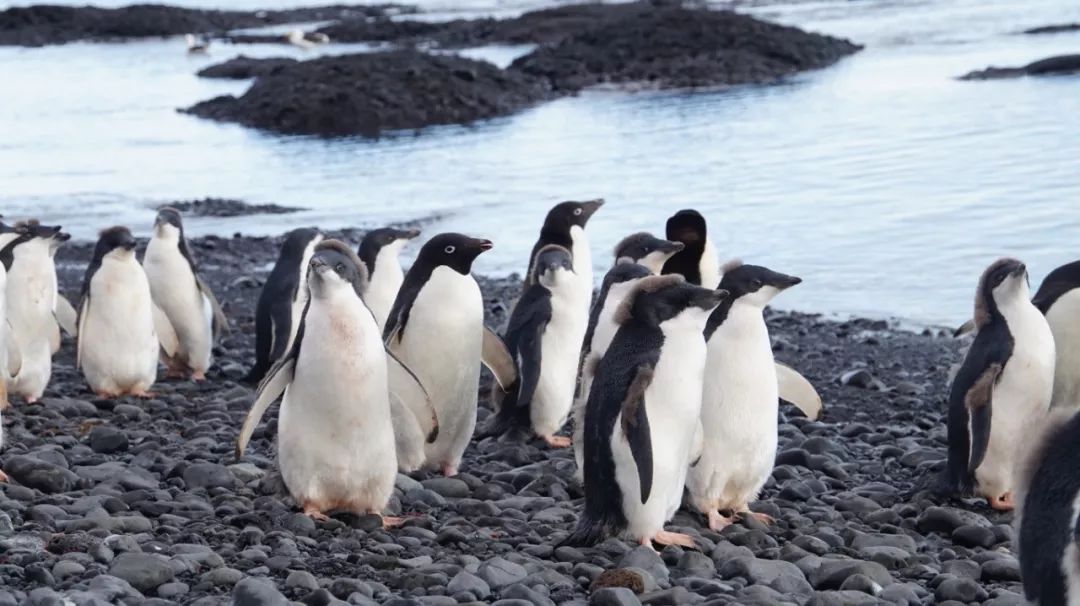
(0, 226, 1027, 605)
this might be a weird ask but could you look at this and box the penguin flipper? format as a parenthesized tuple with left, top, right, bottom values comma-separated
(236, 356, 295, 460)
(690, 419, 704, 467)
(152, 303, 180, 358)
(5, 321, 22, 378)
(954, 318, 977, 338)
(389, 391, 428, 472)
(775, 362, 822, 421)
(965, 362, 1001, 472)
(482, 326, 518, 390)
(76, 296, 89, 370)
(621, 365, 655, 504)
(386, 347, 438, 443)
(54, 295, 78, 337)
(197, 276, 230, 340)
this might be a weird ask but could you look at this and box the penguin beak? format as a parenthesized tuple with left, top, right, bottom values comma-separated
(659, 240, 685, 254)
(772, 274, 802, 290)
(401, 228, 421, 240)
(1010, 263, 1027, 277)
(697, 288, 729, 311)
(310, 256, 329, 272)
(581, 199, 604, 220)
(122, 241, 136, 251)
(473, 239, 493, 252)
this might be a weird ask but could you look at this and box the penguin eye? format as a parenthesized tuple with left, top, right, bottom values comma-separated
(444, 245, 456, 254)
(335, 263, 346, 274)
(573, 208, 583, 216)
(752, 279, 763, 289)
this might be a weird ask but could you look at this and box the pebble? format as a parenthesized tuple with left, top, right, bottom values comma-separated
(590, 587, 643, 606)
(108, 553, 176, 592)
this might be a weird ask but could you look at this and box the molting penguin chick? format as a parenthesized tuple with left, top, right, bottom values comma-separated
(613, 232, 684, 274)
(143, 207, 228, 381)
(1014, 407, 1080, 606)
(662, 209, 721, 289)
(246, 227, 324, 384)
(237, 240, 402, 526)
(1031, 260, 1080, 409)
(565, 275, 725, 549)
(384, 233, 515, 477)
(77, 227, 161, 398)
(488, 244, 578, 446)
(358, 227, 421, 330)
(946, 258, 1055, 510)
(686, 261, 802, 530)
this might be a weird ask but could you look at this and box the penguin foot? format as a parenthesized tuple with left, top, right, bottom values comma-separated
(0, 469, 8, 482)
(544, 435, 572, 448)
(191, 372, 206, 382)
(381, 516, 406, 529)
(707, 511, 733, 531)
(442, 464, 459, 477)
(989, 492, 1015, 511)
(94, 391, 118, 400)
(131, 390, 157, 399)
(653, 531, 696, 549)
(25, 396, 38, 404)
(302, 503, 330, 521)
(742, 511, 774, 525)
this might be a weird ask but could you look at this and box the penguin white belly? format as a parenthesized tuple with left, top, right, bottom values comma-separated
(144, 241, 213, 373)
(688, 311, 778, 511)
(81, 259, 159, 395)
(395, 268, 483, 471)
(614, 321, 705, 540)
(278, 294, 396, 513)
(0, 267, 9, 404)
(532, 289, 588, 438)
(366, 257, 404, 330)
(1046, 290, 1080, 409)
(699, 238, 721, 289)
(7, 254, 57, 400)
(975, 304, 1055, 499)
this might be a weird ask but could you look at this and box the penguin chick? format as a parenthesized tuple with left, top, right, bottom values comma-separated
(358, 227, 420, 330)
(613, 232, 685, 274)
(565, 275, 725, 549)
(945, 258, 1055, 510)
(143, 207, 228, 381)
(487, 244, 577, 445)
(237, 241, 401, 526)
(686, 261, 802, 531)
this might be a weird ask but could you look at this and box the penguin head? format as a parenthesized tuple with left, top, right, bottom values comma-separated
(359, 226, 421, 272)
(95, 226, 138, 261)
(532, 244, 574, 289)
(309, 239, 369, 299)
(616, 275, 727, 328)
(719, 261, 802, 308)
(415, 233, 492, 276)
(613, 232, 684, 274)
(975, 258, 1029, 327)
(665, 209, 707, 253)
(542, 199, 604, 235)
(281, 227, 323, 260)
(154, 207, 185, 240)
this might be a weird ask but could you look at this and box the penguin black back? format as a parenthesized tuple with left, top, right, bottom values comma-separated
(358, 227, 420, 275)
(705, 262, 802, 339)
(582, 263, 652, 358)
(1032, 259, 1080, 314)
(524, 199, 603, 286)
(661, 209, 708, 284)
(155, 207, 198, 273)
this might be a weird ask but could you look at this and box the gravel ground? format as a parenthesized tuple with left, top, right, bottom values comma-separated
(0, 230, 1024, 605)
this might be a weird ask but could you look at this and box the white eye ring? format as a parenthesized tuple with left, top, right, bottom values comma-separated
(444, 245, 456, 254)
(573, 208, 583, 215)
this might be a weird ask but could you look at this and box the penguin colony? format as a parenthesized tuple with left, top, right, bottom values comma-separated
(1, 205, 1080, 602)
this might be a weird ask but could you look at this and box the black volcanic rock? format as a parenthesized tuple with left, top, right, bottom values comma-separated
(1022, 23, 1080, 35)
(959, 54, 1080, 80)
(197, 56, 299, 80)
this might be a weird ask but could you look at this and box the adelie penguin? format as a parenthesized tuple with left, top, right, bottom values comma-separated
(245, 228, 323, 384)
(945, 258, 1055, 510)
(358, 227, 421, 330)
(77, 227, 172, 398)
(487, 244, 579, 446)
(686, 261, 804, 530)
(237, 240, 401, 526)
(1031, 260, 1080, 409)
(143, 208, 228, 381)
(1014, 407, 1080, 605)
(662, 209, 721, 288)
(524, 199, 603, 291)
(384, 233, 516, 476)
(565, 275, 725, 549)
(0, 222, 23, 413)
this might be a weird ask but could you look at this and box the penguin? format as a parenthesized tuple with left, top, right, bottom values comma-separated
(143, 208, 228, 381)
(945, 258, 1055, 510)
(612, 232, 685, 274)
(358, 227, 420, 330)
(245, 228, 324, 384)
(77, 227, 173, 398)
(1014, 406, 1080, 605)
(1030, 260, 1080, 409)
(384, 233, 516, 477)
(0, 224, 23, 412)
(47, 228, 78, 346)
(564, 275, 725, 548)
(524, 199, 603, 290)
(287, 29, 316, 50)
(237, 240, 401, 526)
(487, 244, 578, 445)
(662, 209, 721, 289)
(185, 34, 210, 54)
(686, 261, 802, 530)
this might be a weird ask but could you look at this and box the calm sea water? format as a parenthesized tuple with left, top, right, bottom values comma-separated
(2, 0, 1078, 325)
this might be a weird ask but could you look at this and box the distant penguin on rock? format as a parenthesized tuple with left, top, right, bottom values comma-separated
(237, 240, 401, 526)
(487, 244, 578, 445)
(565, 275, 725, 549)
(662, 209, 721, 289)
(1031, 260, 1080, 409)
(245, 228, 323, 385)
(77, 227, 168, 398)
(384, 233, 516, 476)
(686, 261, 802, 530)
(358, 227, 420, 330)
(946, 258, 1055, 510)
(1015, 406, 1080, 605)
(143, 208, 228, 381)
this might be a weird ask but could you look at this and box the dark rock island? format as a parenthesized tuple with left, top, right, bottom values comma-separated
(959, 54, 1080, 80)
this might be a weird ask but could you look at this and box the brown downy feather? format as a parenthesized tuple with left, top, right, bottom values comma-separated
(612, 274, 684, 325)
(316, 239, 369, 291)
(974, 258, 1023, 330)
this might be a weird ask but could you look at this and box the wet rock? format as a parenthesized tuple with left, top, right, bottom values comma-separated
(197, 57, 300, 80)
(719, 556, 811, 595)
(1024, 23, 1080, 35)
(916, 507, 991, 534)
(959, 54, 1080, 80)
(108, 553, 175, 593)
(590, 587, 642, 606)
(4, 455, 79, 493)
(619, 547, 670, 585)
(233, 577, 290, 606)
(981, 558, 1021, 582)
(89, 426, 129, 453)
(811, 559, 893, 590)
(447, 571, 490, 599)
(478, 556, 528, 590)
(165, 197, 304, 217)
(182, 463, 236, 489)
(934, 576, 988, 602)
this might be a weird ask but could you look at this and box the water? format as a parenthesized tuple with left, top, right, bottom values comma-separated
(2, 0, 1079, 325)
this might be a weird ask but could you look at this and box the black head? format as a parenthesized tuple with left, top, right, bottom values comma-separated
(606, 261, 653, 286)
(975, 258, 1028, 327)
(155, 207, 185, 232)
(16, 219, 64, 240)
(310, 239, 368, 298)
(1032, 259, 1080, 313)
(414, 233, 493, 276)
(665, 210, 707, 250)
(616, 275, 727, 327)
(358, 226, 421, 272)
(532, 244, 574, 285)
(719, 262, 802, 305)
(613, 232, 684, 270)
(279, 227, 322, 259)
(541, 199, 604, 234)
(93, 226, 137, 260)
